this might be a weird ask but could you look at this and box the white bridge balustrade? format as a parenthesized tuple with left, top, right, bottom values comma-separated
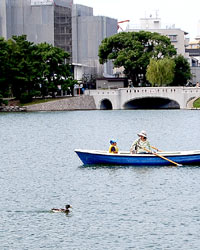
(84, 87, 200, 109)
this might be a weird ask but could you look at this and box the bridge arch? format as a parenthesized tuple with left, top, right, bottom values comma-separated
(123, 97, 180, 109)
(100, 98, 113, 110)
(186, 96, 200, 108)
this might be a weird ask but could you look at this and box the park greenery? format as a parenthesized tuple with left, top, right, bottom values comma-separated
(0, 35, 76, 104)
(193, 98, 200, 108)
(146, 58, 175, 86)
(170, 55, 192, 86)
(0, 32, 193, 106)
(99, 31, 191, 86)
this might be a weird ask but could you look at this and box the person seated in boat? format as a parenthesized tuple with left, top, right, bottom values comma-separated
(51, 205, 72, 213)
(109, 139, 118, 154)
(130, 131, 152, 154)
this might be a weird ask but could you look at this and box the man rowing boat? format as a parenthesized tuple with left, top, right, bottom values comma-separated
(130, 130, 152, 154)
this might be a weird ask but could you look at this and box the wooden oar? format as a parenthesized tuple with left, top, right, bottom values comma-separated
(151, 146, 162, 152)
(144, 147, 182, 167)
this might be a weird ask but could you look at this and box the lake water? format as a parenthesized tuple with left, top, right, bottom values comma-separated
(0, 110, 200, 250)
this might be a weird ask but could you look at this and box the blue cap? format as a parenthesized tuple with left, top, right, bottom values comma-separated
(110, 139, 117, 144)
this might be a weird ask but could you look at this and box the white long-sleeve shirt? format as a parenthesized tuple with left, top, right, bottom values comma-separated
(130, 138, 151, 154)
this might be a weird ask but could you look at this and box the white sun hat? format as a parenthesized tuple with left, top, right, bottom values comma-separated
(137, 130, 147, 138)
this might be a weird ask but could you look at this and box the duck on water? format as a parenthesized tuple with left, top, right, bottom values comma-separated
(51, 205, 72, 213)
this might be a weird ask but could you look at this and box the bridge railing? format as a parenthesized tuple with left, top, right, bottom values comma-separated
(119, 87, 200, 94)
(84, 89, 118, 96)
(85, 87, 200, 96)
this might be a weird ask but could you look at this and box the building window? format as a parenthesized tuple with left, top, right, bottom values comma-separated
(168, 35, 177, 42)
(54, 5, 72, 62)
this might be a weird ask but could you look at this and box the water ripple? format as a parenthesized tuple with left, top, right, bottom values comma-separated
(1, 110, 200, 249)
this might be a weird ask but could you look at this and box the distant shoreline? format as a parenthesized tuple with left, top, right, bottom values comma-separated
(0, 95, 200, 112)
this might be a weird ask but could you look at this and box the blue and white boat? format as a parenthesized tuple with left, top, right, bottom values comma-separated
(75, 149, 200, 166)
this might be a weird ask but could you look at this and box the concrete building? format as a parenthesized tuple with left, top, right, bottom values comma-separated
(186, 38, 200, 83)
(186, 38, 200, 63)
(72, 4, 117, 78)
(185, 19, 200, 83)
(0, 0, 117, 78)
(0, 0, 73, 60)
(96, 77, 128, 89)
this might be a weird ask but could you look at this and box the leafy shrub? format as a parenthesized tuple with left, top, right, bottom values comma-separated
(0, 94, 8, 106)
(20, 93, 33, 104)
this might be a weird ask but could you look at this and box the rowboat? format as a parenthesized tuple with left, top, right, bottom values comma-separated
(75, 149, 200, 166)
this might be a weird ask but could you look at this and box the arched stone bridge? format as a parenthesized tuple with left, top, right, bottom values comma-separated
(84, 87, 200, 109)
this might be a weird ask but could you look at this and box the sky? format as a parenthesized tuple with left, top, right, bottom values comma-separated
(74, 0, 200, 41)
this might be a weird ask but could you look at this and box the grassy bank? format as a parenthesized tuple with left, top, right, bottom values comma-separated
(21, 98, 57, 106)
(193, 98, 200, 108)
(20, 97, 71, 106)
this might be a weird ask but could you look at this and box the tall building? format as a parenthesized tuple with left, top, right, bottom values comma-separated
(0, 0, 7, 38)
(0, 0, 117, 78)
(0, 0, 73, 60)
(30, 0, 73, 55)
(72, 4, 117, 77)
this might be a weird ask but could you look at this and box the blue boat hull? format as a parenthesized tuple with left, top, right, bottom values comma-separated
(75, 149, 200, 166)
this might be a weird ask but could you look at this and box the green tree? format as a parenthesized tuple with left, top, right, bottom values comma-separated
(146, 58, 175, 86)
(0, 35, 75, 102)
(170, 55, 191, 86)
(99, 31, 177, 86)
(0, 37, 10, 96)
(37, 42, 75, 97)
(7, 35, 41, 100)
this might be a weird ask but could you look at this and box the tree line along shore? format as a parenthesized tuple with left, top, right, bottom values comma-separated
(1, 31, 198, 108)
